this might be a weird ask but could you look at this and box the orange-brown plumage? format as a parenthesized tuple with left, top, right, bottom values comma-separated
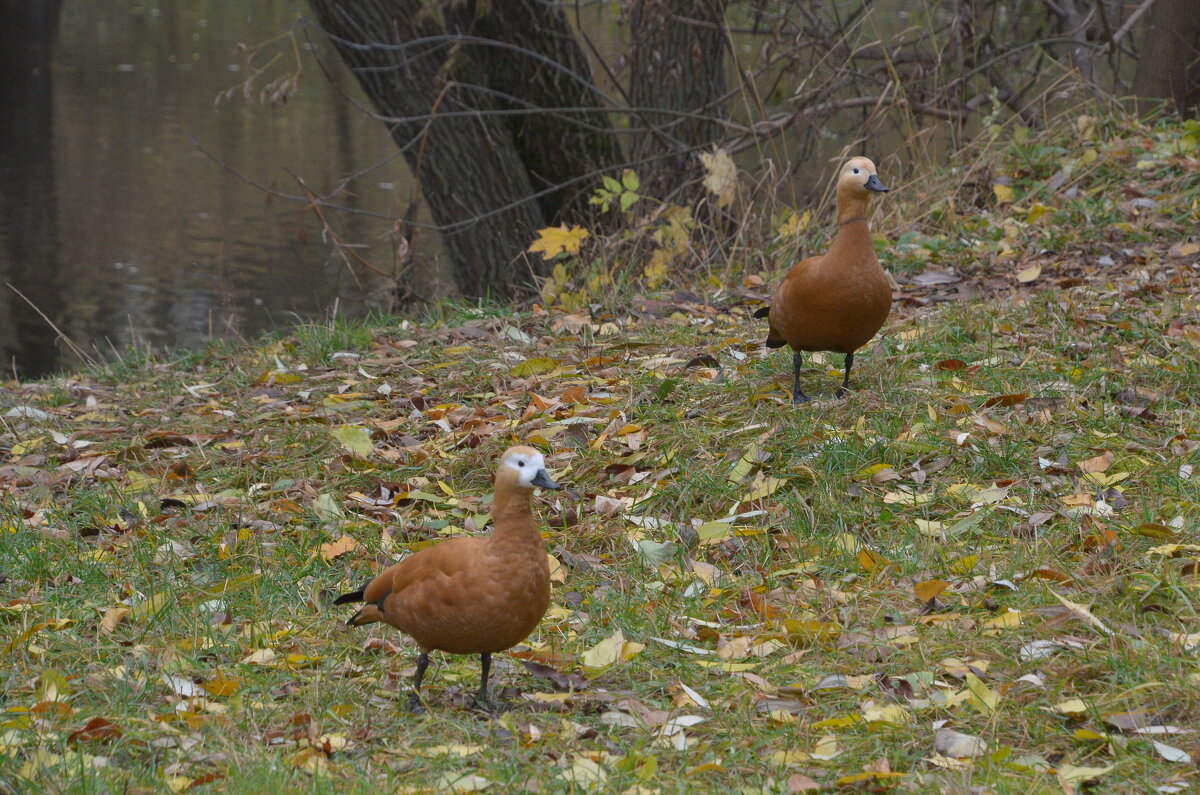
(335, 445, 559, 711)
(759, 157, 892, 403)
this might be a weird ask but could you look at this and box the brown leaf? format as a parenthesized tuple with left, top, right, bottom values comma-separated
(1129, 522, 1175, 541)
(1078, 451, 1113, 474)
(787, 774, 821, 792)
(981, 392, 1028, 408)
(68, 717, 122, 743)
(1102, 709, 1156, 732)
(936, 359, 967, 371)
(520, 660, 589, 692)
(320, 535, 359, 561)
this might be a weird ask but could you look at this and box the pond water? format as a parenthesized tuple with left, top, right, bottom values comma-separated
(0, 2, 960, 378)
(0, 1, 407, 377)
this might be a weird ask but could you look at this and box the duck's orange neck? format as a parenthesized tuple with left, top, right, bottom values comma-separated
(489, 486, 541, 546)
(492, 487, 531, 523)
(829, 190, 875, 260)
(835, 189, 870, 226)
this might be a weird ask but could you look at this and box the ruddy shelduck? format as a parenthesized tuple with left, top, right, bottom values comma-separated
(756, 157, 892, 403)
(334, 445, 560, 712)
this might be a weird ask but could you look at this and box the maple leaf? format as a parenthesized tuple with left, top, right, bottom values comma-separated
(528, 225, 589, 260)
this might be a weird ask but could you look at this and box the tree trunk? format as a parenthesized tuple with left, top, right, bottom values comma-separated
(445, 0, 622, 223)
(1132, 0, 1200, 114)
(627, 0, 729, 201)
(308, 0, 548, 299)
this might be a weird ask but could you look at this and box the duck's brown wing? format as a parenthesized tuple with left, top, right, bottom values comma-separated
(362, 537, 479, 603)
(763, 257, 819, 348)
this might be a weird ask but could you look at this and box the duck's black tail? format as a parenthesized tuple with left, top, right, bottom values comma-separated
(333, 587, 365, 605)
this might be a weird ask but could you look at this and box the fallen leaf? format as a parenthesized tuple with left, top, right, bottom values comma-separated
(161, 673, 202, 698)
(1048, 589, 1113, 636)
(320, 534, 359, 561)
(509, 358, 558, 377)
(330, 425, 374, 459)
(580, 629, 644, 671)
(1151, 740, 1192, 763)
(68, 717, 122, 744)
(786, 774, 820, 792)
(100, 607, 129, 633)
(1078, 451, 1113, 474)
(203, 671, 242, 697)
(1056, 763, 1112, 786)
(935, 727, 988, 758)
(914, 578, 949, 602)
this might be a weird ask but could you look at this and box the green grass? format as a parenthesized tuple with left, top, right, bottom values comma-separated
(1, 113, 1198, 793)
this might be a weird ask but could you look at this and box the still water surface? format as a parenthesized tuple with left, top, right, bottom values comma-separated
(0, 1, 405, 376)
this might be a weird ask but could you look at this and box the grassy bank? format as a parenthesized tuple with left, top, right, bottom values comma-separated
(1, 111, 1199, 793)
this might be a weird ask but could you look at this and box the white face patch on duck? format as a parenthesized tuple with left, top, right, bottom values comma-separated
(501, 450, 560, 489)
(841, 158, 889, 193)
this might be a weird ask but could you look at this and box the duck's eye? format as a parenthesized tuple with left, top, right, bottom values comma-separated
(852, 167, 860, 174)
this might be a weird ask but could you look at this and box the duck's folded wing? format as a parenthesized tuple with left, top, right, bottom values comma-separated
(362, 537, 479, 602)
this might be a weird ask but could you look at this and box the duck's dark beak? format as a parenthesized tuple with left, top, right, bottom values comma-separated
(531, 469, 560, 490)
(864, 174, 889, 193)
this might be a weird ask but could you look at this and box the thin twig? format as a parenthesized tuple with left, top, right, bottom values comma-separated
(5, 282, 96, 368)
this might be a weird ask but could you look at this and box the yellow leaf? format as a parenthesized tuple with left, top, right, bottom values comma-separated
(745, 475, 782, 501)
(580, 629, 643, 671)
(832, 533, 859, 556)
(1016, 263, 1041, 283)
(1056, 698, 1088, 715)
(100, 607, 129, 633)
(285, 653, 322, 670)
(1056, 764, 1113, 786)
(508, 357, 558, 377)
(130, 592, 172, 621)
(836, 772, 907, 784)
(858, 547, 890, 573)
(965, 672, 998, 714)
(698, 147, 738, 207)
(769, 748, 811, 765)
(241, 648, 278, 665)
(949, 554, 979, 575)
(528, 225, 589, 260)
(982, 609, 1021, 631)
(993, 183, 1014, 203)
(862, 703, 910, 725)
(1025, 203, 1051, 223)
(331, 425, 374, 459)
(203, 671, 242, 697)
(777, 209, 811, 239)
(914, 579, 949, 602)
(810, 735, 841, 760)
(1048, 589, 1113, 636)
(547, 554, 566, 583)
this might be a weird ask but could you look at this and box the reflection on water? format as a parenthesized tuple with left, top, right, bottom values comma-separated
(0, 1, 405, 377)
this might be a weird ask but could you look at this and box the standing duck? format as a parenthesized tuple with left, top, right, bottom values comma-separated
(755, 157, 892, 403)
(334, 445, 560, 712)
